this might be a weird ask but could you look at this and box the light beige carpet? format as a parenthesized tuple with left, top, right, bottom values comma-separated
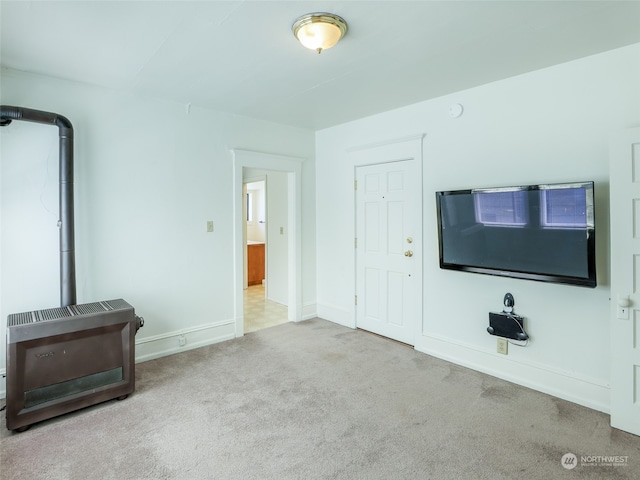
(1, 318, 639, 479)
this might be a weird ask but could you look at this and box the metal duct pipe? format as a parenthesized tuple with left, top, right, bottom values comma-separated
(1, 105, 76, 307)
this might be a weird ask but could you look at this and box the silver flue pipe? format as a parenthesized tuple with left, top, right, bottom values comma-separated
(1, 105, 76, 307)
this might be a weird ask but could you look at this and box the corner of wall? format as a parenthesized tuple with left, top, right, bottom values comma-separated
(302, 302, 318, 321)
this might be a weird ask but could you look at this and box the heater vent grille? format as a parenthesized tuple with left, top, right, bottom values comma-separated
(105, 299, 130, 310)
(39, 307, 72, 321)
(10, 312, 34, 325)
(7, 299, 132, 327)
(74, 302, 108, 315)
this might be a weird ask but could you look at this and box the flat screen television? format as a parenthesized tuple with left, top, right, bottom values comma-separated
(436, 181, 596, 287)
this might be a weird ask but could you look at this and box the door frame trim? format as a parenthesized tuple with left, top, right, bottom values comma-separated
(232, 149, 305, 337)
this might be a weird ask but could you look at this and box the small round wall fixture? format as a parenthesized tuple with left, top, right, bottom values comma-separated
(292, 12, 348, 54)
(449, 103, 464, 118)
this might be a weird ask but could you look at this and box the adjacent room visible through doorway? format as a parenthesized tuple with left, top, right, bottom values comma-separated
(242, 171, 289, 334)
(243, 284, 287, 333)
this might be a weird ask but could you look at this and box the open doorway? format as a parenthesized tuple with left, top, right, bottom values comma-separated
(243, 175, 288, 333)
(232, 149, 304, 338)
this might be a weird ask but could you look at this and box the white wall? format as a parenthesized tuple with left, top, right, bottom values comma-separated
(316, 44, 640, 413)
(265, 171, 288, 305)
(0, 68, 316, 395)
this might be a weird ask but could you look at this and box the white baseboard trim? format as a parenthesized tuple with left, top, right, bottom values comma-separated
(135, 319, 236, 363)
(317, 303, 354, 328)
(415, 332, 610, 414)
(302, 302, 317, 321)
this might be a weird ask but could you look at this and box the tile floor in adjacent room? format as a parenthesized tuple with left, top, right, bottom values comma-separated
(243, 284, 288, 333)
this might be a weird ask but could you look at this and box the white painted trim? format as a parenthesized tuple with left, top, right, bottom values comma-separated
(231, 149, 305, 337)
(233, 148, 306, 165)
(302, 302, 318, 321)
(135, 320, 236, 363)
(346, 133, 426, 153)
(415, 333, 610, 414)
(0, 368, 5, 400)
(244, 174, 268, 184)
(135, 319, 234, 345)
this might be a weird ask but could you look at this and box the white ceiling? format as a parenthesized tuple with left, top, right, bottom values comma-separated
(2, 1, 640, 130)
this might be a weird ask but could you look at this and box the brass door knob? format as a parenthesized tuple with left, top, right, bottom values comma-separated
(404, 250, 413, 257)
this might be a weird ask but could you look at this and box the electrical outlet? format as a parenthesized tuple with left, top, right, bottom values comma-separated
(179, 335, 186, 347)
(206, 221, 214, 233)
(497, 338, 508, 355)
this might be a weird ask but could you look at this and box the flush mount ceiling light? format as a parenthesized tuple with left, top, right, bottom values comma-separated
(292, 12, 348, 54)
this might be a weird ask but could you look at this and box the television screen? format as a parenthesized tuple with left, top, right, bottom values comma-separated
(436, 181, 596, 287)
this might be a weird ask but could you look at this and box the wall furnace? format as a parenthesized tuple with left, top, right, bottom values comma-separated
(6, 300, 143, 431)
(2, 105, 144, 432)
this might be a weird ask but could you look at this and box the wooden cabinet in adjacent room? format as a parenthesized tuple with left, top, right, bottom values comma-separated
(247, 242, 265, 286)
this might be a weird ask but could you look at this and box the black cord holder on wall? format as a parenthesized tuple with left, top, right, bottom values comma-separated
(487, 293, 529, 341)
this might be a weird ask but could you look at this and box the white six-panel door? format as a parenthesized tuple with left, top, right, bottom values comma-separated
(355, 158, 421, 345)
(610, 127, 640, 436)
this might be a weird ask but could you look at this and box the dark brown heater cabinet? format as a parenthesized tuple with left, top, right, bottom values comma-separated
(6, 299, 142, 432)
